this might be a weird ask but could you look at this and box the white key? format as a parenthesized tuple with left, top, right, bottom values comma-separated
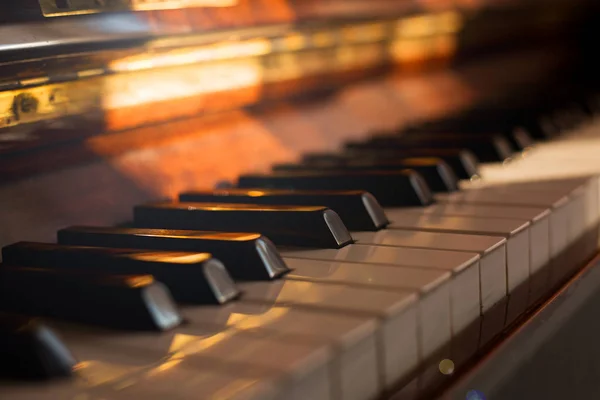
(476, 163, 600, 278)
(238, 279, 418, 389)
(183, 303, 380, 400)
(3, 334, 309, 400)
(56, 322, 334, 400)
(437, 182, 593, 287)
(50, 300, 379, 400)
(283, 257, 452, 366)
(387, 203, 550, 305)
(282, 244, 480, 355)
(352, 229, 506, 351)
(386, 215, 529, 327)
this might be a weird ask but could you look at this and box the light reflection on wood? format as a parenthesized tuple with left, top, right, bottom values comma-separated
(0, 47, 569, 249)
(86, 67, 475, 201)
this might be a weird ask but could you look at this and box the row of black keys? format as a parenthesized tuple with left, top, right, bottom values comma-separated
(1, 99, 593, 381)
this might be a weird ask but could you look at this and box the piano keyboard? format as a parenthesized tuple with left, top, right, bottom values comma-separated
(2, 100, 600, 400)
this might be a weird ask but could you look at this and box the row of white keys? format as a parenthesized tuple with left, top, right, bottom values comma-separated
(450, 177, 599, 286)
(281, 244, 480, 363)
(3, 298, 386, 400)
(479, 152, 600, 248)
(5, 278, 426, 400)
(476, 124, 600, 246)
(237, 278, 418, 392)
(386, 203, 550, 306)
(280, 257, 458, 395)
(2, 323, 330, 400)
(352, 229, 507, 354)
(379, 213, 529, 327)
(282, 258, 452, 369)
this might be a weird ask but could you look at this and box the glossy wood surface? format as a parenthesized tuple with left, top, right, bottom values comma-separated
(0, 44, 572, 249)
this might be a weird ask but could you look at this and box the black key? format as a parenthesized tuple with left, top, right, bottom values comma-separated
(511, 127, 535, 150)
(58, 226, 289, 281)
(348, 134, 514, 162)
(374, 133, 515, 161)
(398, 118, 535, 151)
(1, 242, 238, 305)
(0, 266, 182, 331)
(179, 189, 389, 231)
(134, 203, 353, 249)
(305, 148, 480, 180)
(237, 170, 433, 207)
(273, 157, 458, 193)
(0, 312, 75, 380)
(517, 117, 554, 140)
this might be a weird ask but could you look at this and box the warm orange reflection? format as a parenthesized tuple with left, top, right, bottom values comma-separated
(391, 38, 434, 64)
(397, 15, 438, 38)
(136, 231, 261, 241)
(125, 275, 155, 288)
(73, 360, 144, 386)
(86, 109, 295, 200)
(228, 307, 289, 330)
(103, 59, 263, 111)
(41, 0, 240, 17)
(437, 11, 463, 34)
(152, 202, 325, 212)
(127, 251, 212, 264)
(401, 157, 443, 166)
(132, 0, 239, 11)
(246, 190, 266, 197)
(109, 40, 271, 73)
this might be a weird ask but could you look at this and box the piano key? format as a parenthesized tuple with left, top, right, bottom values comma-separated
(183, 303, 380, 400)
(65, 327, 335, 400)
(178, 189, 389, 231)
(478, 176, 600, 252)
(236, 170, 434, 207)
(1, 364, 283, 400)
(58, 226, 290, 281)
(346, 134, 514, 163)
(398, 123, 534, 152)
(281, 244, 480, 355)
(438, 181, 596, 287)
(0, 312, 76, 380)
(391, 158, 459, 193)
(387, 203, 552, 305)
(352, 229, 507, 352)
(1, 242, 238, 305)
(511, 127, 536, 150)
(386, 215, 530, 326)
(38, 280, 405, 400)
(0, 267, 182, 331)
(17, 323, 333, 400)
(237, 279, 419, 389)
(134, 202, 353, 249)
(340, 148, 480, 180)
(283, 258, 452, 367)
(8, 299, 380, 400)
(272, 158, 459, 193)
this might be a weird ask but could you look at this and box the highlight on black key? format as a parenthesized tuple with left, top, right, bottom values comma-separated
(237, 170, 434, 207)
(134, 202, 354, 249)
(58, 226, 290, 280)
(1, 242, 240, 305)
(178, 189, 389, 231)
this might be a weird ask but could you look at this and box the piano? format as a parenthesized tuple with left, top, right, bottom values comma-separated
(1, 0, 600, 399)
